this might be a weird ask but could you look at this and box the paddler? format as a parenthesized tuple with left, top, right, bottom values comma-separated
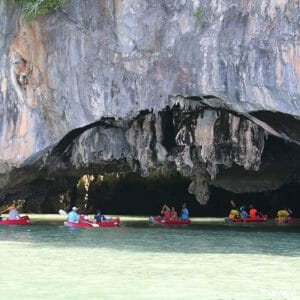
(160, 204, 171, 220)
(276, 208, 292, 223)
(67, 207, 80, 222)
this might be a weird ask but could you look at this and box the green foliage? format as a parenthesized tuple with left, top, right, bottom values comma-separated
(193, 5, 204, 23)
(15, 0, 64, 19)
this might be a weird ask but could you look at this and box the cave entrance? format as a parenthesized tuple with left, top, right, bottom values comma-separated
(208, 183, 300, 218)
(86, 174, 300, 217)
(85, 172, 200, 216)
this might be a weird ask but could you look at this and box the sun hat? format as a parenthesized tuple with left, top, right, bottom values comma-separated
(72, 206, 78, 211)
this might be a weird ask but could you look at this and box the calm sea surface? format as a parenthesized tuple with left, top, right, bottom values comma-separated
(0, 218, 299, 300)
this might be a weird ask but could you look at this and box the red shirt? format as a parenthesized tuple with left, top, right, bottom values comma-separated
(164, 210, 171, 219)
(250, 208, 257, 218)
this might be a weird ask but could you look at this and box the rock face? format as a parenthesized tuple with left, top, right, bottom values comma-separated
(0, 1, 299, 208)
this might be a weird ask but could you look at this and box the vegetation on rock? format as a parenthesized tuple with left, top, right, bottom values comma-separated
(15, 0, 64, 19)
(193, 5, 204, 23)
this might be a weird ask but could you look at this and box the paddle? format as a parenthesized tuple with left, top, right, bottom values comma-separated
(0, 204, 16, 214)
(58, 209, 99, 227)
(230, 200, 237, 208)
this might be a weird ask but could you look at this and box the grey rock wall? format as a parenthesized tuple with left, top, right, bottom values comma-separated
(0, 0, 299, 205)
(0, 0, 299, 162)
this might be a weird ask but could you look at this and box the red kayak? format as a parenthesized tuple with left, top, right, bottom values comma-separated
(64, 218, 120, 228)
(64, 221, 96, 227)
(275, 218, 295, 225)
(0, 216, 30, 225)
(149, 216, 191, 225)
(225, 215, 268, 223)
(95, 218, 120, 227)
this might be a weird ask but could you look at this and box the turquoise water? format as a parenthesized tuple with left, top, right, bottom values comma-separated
(0, 220, 299, 300)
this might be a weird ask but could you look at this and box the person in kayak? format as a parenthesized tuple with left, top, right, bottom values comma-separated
(94, 210, 108, 222)
(276, 208, 292, 223)
(8, 204, 20, 220)
(180, 203, 189, 220)
(227, 199, 240, 219)
(160, 204, 171, 220)
(239, 206, 249, 219)
(67, 207, 80, 222)
(228, 209, 240, 219)
(170, 207, 178, 220)
(249, 205, 258, 218)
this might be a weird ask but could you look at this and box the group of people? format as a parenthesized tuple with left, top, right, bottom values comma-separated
(67, 206, 109, 223)
(160, 203, 189, 220)
(228, 204, 261, 220)
(228, 200, 293, 222)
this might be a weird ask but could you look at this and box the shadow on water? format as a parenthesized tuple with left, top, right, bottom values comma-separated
(0, 219, 299, 257)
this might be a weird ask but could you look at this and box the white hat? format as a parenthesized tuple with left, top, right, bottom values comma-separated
(72, 206, 78, 211)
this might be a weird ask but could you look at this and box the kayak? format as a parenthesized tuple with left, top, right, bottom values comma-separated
(95, 218, 120, 227)
(64, 218, 120, 228)
(0, 216, 30, 225)
(225, 215, 268, 223)
(64, 221, 96, 227)
(149, 216, 191, 225)
(275, 218, 295, 225)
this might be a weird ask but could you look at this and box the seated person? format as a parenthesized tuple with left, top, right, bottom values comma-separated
(228, 209, 239, 219)
(170, 207, 178, 220)
(67, 207, 80, 222)
(276, 208, 291, 223)
(239, 206, 249, 219)
(94, 210, 108, 222)
(79, 213, 89, 221)
(160, 204, 171, 220)
(8, 204, 20, 220)
(249, 205, 258, 218)
(180, 203, 189, 220)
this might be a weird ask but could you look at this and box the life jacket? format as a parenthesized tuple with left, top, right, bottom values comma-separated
(249, 208, 257, 218)
(228, 209, 239, 219)
(164, 210, 171, 219)
(277, 210, 289, 221)
(171, 211, 178, 220)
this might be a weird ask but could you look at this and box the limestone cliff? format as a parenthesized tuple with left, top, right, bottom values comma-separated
(0, 0, 299, 209)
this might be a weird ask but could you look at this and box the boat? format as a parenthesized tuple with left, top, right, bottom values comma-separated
(275, 218, 295, 225)
(149, 216, 191, 225)
(64, 221, 96, 227)
(225, 215, 268, 223)
(64, 218, 120, 228)
(0, 216, 30, 225)
(95, 218, 120, 227)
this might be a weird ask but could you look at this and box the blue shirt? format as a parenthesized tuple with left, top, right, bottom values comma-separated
(67, 211, 79, 222)
(240, 211, 249, 219)
(180, 208, 189, 220)
(8, 209, 19, 220)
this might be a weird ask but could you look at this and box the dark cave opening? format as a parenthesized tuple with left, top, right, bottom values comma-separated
(208, 183, 300, 218)
(86, 173, 197, 216)
(27, 132, 300, 218)
(81, 134, 300, 217)
(159, 110, 176, 152)
(77, 175, 300, 218)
